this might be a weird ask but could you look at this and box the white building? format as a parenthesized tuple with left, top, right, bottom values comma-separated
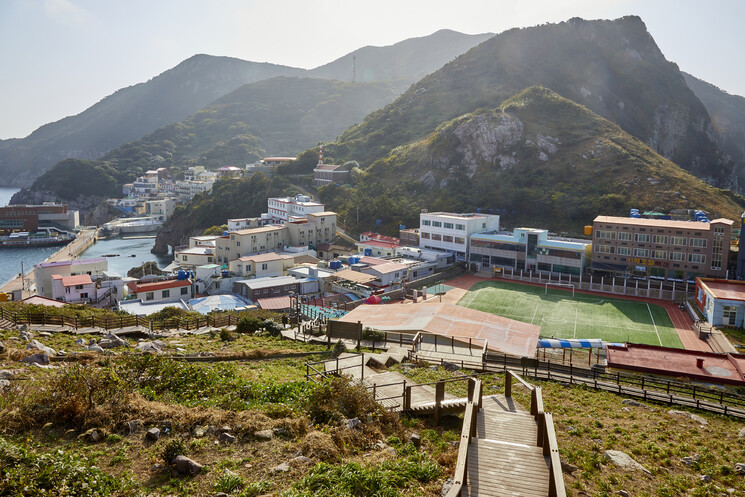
(144, 198, 176, 221)
(35, 258, 108, 299)
(419, 212, 500, 261)
(267, 194, 325, 223)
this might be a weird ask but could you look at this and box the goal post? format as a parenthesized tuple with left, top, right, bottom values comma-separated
(545, 281, 575, 297)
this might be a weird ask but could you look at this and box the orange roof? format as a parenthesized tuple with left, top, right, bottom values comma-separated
(56, 274, 93, 287)
(238, 252, 293, 263)
(697, 278, 745, 301)
(256, 296, 292, 310)
(128, 279, 191, 293)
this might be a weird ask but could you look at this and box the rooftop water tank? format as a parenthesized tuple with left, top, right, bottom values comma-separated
(221, 270, 230, 278)
(364, 248, 372, 256)
(177, 270, 187, 280)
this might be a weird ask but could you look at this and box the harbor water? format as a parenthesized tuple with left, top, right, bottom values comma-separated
(0, 187, 173, 284)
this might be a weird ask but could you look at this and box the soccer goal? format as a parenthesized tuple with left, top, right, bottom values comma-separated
(545, 281, 575, 297)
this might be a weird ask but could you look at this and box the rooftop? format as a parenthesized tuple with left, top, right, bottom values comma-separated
(594, 215, 734, 230)
(60, 274, 93, 287)
(234, 275, 297, 290)
(697, 278, 745, 301)
(37, 257, 106, 269)
(128, 279, 191, 293)
(238, 252, 293, 263)
(421, 212, 496, 220)
(229, 225, 286, 236)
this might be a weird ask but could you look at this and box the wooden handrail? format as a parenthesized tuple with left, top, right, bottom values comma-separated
(445, 381, 481, 497)
(543, 413, 566, 497)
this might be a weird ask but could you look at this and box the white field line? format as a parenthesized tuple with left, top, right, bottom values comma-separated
(461, 288, 482, 308)
(573, 307, 578, 339)
(647, 303, 663, 346)
(530, 304, 539, 324)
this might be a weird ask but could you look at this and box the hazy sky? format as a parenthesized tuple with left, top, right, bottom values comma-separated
(2, 0, 744, 139)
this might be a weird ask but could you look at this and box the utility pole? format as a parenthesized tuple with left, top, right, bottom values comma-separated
(20, 262, 24, 292)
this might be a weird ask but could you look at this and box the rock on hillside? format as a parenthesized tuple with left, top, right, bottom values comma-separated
(322, 87, 745, 234)
(335, 16, 735, 189)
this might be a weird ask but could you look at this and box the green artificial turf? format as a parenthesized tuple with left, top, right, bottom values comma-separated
(458, 280, 683, 348)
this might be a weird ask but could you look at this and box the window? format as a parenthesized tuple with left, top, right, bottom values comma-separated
(634, 233, 650, 243)
(689, 254, 706, 263)
(422, 220, 431, 226)
(633, 248, 649, 257)
(181, 287, 188, 295)
(671, 236, 687, 246)
(420, 232, 430, 239)
(595, 230, 616, 239)
(431, 234, 442, 241)
(617, 247, 631, 256)
(652, 250, 667, 259)
(263, 289, 269, 294)
(454, 237, 465, 244)
(455, 224, 465, 230)
(162, 290, 170, 298)
(652, 235, 668, 244)
(75, 284, 83, 290)
(80, 292, 88, 299)
(617, 232, 631, 241)
(670, 252, 685, 261)
(146, 292, 154, 301)
(432, 221, 442, 227)
(689, 238, 706, 248)
(261, 263, 268, 270)
(442, 235, 453, 242)
(182, 255, 188, 262)
(444, 222, 454, 229)
(595, 244, 614, 254)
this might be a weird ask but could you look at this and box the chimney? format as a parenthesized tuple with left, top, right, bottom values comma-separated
(696, 357, 704, 368)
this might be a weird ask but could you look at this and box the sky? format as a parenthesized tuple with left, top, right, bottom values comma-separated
(1, 0, 744, 139)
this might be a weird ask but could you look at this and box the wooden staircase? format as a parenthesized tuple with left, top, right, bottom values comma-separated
(446, 373, 565, 497)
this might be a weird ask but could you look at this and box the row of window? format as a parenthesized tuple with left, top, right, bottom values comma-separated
(144, 287, 189, 300)
(595, 230, 707, 246)
(420, 232, 466, 244)
(595, 244, 706, 262)
(421, 220, 466, 230)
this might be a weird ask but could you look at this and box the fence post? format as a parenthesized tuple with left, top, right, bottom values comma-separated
(403, 383, 411, 411)
(505, 372, 513, 398)
(434, 381, 445, 425)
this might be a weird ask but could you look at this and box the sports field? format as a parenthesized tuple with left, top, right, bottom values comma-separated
(458, 280, 683, 348)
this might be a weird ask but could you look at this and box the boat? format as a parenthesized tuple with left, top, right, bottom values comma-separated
(0, 230, 75, 248)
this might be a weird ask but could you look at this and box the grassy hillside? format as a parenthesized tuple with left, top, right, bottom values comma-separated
(332, 16, 732, 187)
(320, 87, 745, 236)
(1, 325, 744, 496)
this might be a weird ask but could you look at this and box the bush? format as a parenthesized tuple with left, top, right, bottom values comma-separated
(263, 319, 282, 337)
(220, 328, 235, 342)
(213, 470, 245, 493)
(305, 376, 380, 425)
(161, 439, 187, 466)
(236, 316, 264, 334)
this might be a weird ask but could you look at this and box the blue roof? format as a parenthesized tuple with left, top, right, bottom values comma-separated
(188, 294, 253, 314)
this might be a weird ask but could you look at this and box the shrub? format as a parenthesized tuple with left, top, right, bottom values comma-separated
(236, 316, 264, 334)
(162, 439, 187, 466)
(220, 328, 235, 342)
(213, 470, 245, 493)
(263, 319, 282, 337)
(240, 480, 272, 497)
(305, 376, 380, 425)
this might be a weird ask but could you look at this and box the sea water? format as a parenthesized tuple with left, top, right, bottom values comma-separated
(0, 186, 172, 284)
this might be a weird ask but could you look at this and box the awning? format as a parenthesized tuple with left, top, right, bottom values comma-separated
(590, 261, 627, 272)
(333, 269, 377, 284)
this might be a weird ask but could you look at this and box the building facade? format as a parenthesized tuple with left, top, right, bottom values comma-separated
(591, 216, 733, 280)
(35, 258, 108, 298)
(266, 195, 325, 222)
(470, 228, 591, 275)
(695, 278, 745, 328)
(0, 204, 79, 235)
(313, 163, 350, 186)
(419, 212, 500, 261)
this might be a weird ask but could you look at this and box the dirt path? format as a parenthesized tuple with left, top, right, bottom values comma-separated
(440, 274, 712, 352)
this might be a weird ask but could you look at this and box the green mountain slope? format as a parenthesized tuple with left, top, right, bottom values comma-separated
(334, 16, 733, 187)
(320, 87, 744, 235)
(0, 55, 306, 186)
(309, 29, 494, 89)
(26, 77, 398, 198)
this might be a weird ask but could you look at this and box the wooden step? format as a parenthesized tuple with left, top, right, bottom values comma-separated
(477, 411, 539, 445)
(465, 439, 550, 496)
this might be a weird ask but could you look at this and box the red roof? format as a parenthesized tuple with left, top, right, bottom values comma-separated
(359, 239, 399, 249)
(256, 296, 292, 310)
(128, 279, 191, 293)
(53, 274, 93, 287)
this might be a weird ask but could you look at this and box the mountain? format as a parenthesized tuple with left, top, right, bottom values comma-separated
(683, 71, 745, 190)
(309, 29, 494, 89)
(319, 87, 744, 235)
(2, 30, 494, 188)
(24, 77, 399, 198)
(0, 55, 307, 186)
(334, 16, 736, 189)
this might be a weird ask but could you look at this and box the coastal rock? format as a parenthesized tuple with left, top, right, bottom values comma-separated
(136, 341, 163, 354)
(88, 344, 105, 353)
(145, 427, 161, 441)
(668, 410, 709, 426)
(100, 334, 128, 349)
